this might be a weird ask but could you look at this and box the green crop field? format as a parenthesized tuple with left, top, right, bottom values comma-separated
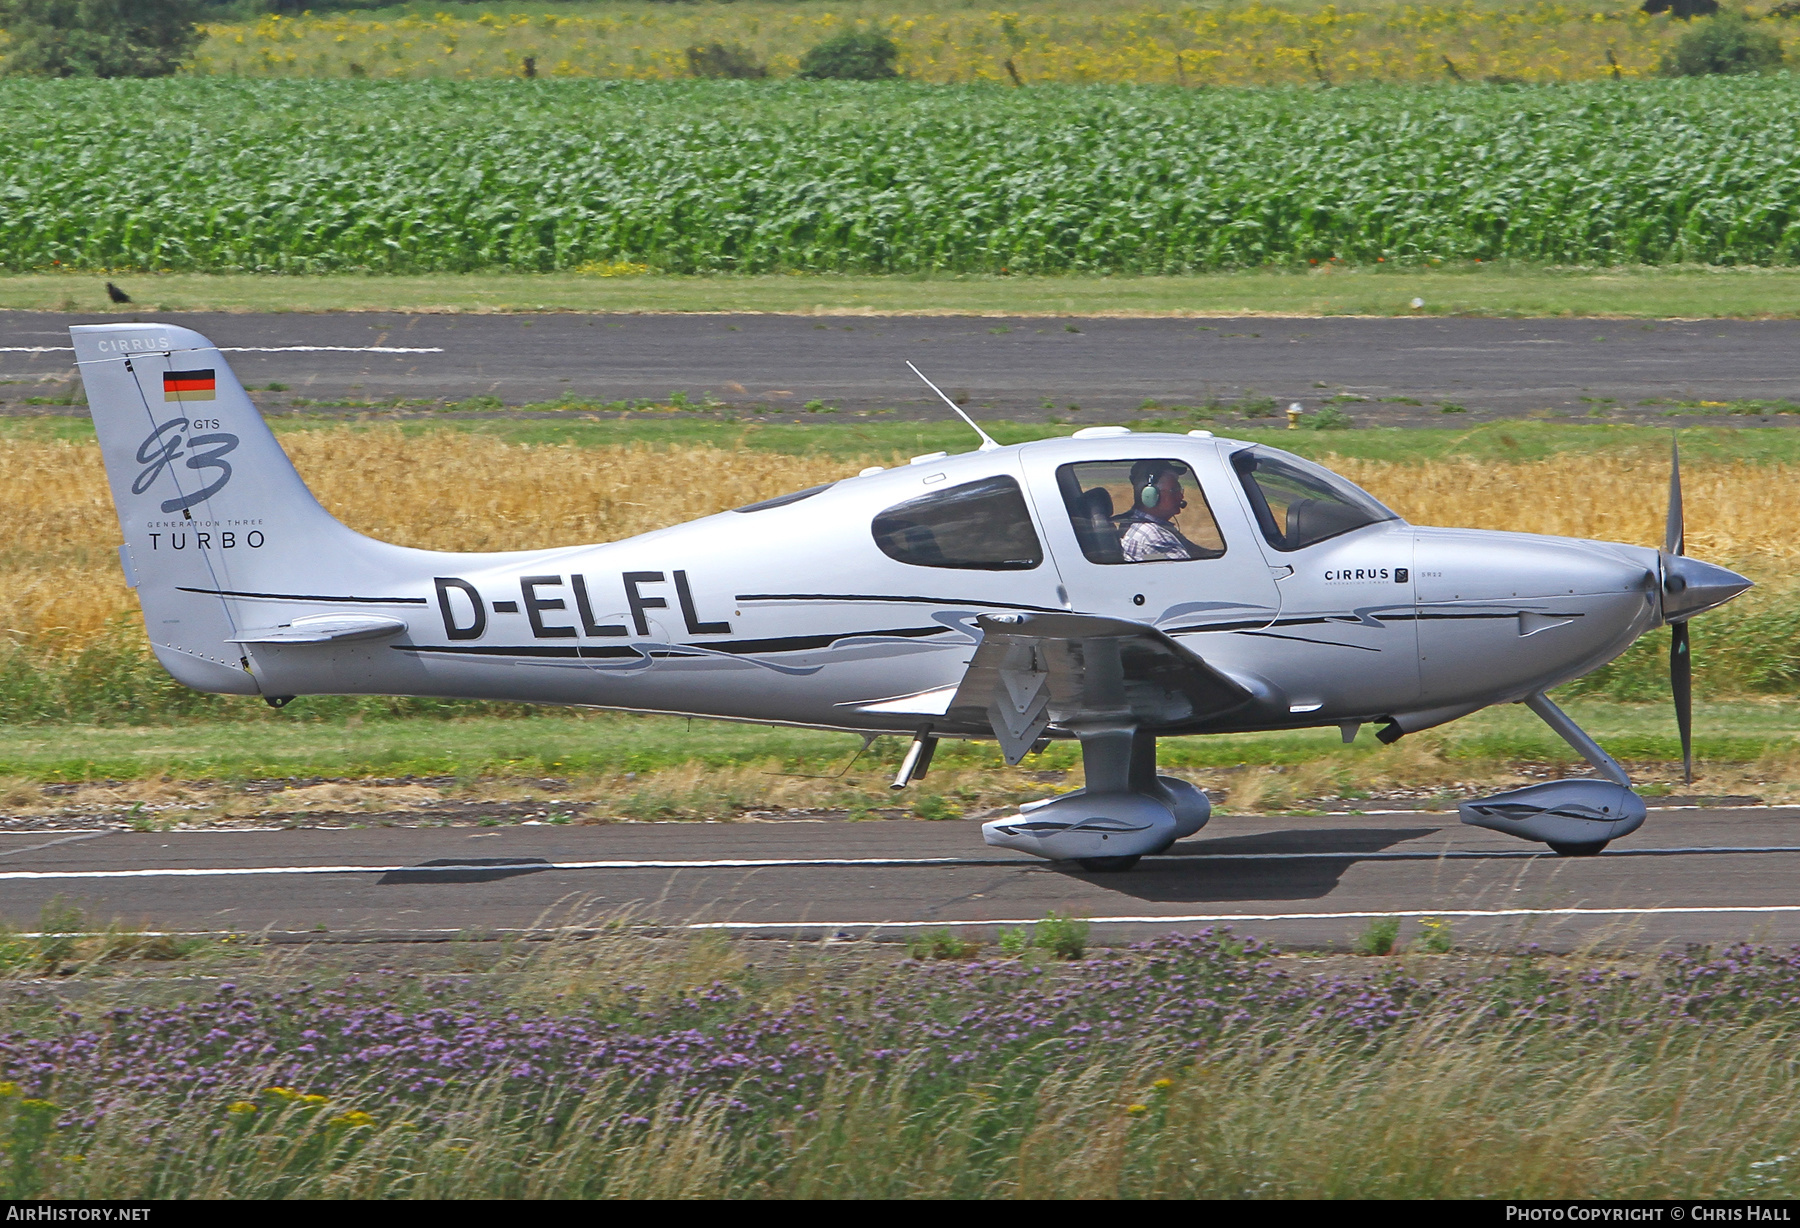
(5, 76, 1800, 276)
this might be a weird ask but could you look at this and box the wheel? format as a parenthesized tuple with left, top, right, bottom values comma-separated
(1077, 855, 1141, 872)
(1546, 840, 1608, 857)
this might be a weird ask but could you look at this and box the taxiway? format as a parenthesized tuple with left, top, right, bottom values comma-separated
(5, 312, 1800, 423)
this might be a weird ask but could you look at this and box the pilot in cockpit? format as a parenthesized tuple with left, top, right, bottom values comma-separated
(1116, 459, 1206, 562)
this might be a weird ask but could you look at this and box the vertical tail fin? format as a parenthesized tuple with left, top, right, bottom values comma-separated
(72, 323, 376, 694)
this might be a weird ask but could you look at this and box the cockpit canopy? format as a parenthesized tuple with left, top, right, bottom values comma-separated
(852, 437, 1400, 573)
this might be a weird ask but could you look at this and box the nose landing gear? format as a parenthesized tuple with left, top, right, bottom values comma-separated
(1458, 693, 1647, 856)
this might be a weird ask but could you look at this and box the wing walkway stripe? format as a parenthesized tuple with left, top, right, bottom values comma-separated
(7, 844, 1800, 881)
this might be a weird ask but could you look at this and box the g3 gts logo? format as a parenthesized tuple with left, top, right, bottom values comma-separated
(133, 418, 240, 514)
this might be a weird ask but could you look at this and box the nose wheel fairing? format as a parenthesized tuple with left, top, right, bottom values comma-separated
(1458, 692, 1646, 856)
(1459, 779, 1647, 850)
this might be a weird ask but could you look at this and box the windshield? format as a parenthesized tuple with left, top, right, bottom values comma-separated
(1230, 448, 1399, 552)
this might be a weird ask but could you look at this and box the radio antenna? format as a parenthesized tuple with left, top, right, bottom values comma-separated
(906, 361, 1000, 452)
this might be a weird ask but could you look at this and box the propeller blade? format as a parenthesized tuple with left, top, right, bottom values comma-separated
(1664, 437, 1685, 557)
(1671, 620, 1693, 785)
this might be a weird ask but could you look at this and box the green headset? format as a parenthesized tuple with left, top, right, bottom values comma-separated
(1135, 461, 1174, 510)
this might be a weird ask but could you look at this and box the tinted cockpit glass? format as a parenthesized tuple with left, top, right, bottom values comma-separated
(1054, 459, 1225, 565)
(1230, 449, 1398, 552)
(872, 475, 1044, 570)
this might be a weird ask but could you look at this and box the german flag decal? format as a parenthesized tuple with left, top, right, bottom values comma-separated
(163, 369, 216, 402)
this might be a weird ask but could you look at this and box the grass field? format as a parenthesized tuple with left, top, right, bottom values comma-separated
(184, 0, 1748, 86)
(7, 926, 1800, 1198)
(0, 699, 1793, 826)
(14, 264, 1800, 318)
(8, 77, 1800, 275)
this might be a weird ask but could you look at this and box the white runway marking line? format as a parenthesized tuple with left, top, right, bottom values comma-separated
(16, 900, 1800, 941)
(1, 345, 443, 354)
(221, 345, 444, 354)
(0, 856, 1009, 880)
(691, 905, 1800, 931)
(9, 844, 1800, 881)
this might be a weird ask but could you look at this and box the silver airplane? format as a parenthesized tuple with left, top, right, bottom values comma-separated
(71, 322, 1751, 870)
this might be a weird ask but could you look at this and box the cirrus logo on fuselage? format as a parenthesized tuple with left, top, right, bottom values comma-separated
(132, 418, 240, 514)
(1323, 567, 1409, 583)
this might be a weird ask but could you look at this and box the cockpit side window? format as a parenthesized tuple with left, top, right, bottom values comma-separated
(1230, 448, 1399, 552)
(872, 475, 1044, 570)
(1053, 459, 1225, 565)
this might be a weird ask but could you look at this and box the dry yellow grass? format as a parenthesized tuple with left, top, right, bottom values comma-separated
(0, 431, 876, 649)
(1338, 454, 1793, 564)
(1, 428, 1787, 652)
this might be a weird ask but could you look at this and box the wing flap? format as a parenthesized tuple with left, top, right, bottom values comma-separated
(947, 612, 1254, 763)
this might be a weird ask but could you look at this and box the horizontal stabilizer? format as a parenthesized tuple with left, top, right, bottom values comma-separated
(226, 614, 409, 645)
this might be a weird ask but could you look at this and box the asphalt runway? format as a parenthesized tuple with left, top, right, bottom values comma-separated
(5, 311, 1799, 423)
(5, 807, 1800, 952)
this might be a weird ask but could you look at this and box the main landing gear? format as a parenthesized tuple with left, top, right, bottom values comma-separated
(979, 725, 1210, 869)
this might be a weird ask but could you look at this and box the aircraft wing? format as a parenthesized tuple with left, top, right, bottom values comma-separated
(944, 612, 1256, 764)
